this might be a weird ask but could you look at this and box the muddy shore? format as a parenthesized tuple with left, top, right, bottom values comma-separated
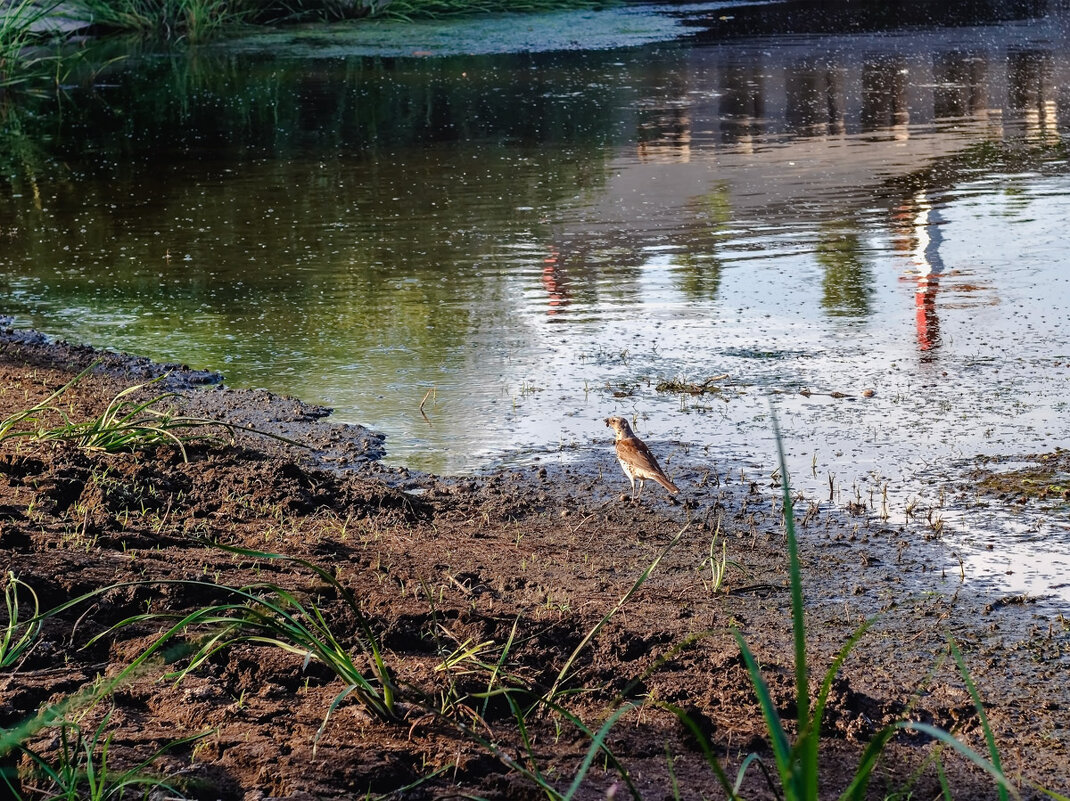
(0, 324, 1067, 799)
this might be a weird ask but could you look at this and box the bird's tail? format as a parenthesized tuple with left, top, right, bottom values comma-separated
(656, 475, 680, 494)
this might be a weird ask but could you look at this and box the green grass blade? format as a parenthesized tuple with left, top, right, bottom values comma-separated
(732, 629, 793, 785)
(836, 724, 898, 801)
(1030, 785, 1070, 801)
(947, 638, 1010, 801)
(770, 411, 813, 798)
(538, 697, 641, 801)
(809, 616, 877, 745)
(547, 524, 688, 702)
(503, 691, 558, 799)
(734, 752, 784, 799)
(562, 703, 635, 800)
(0, 364, 90, 440)
(658, 701, 740, 799)
(894, 722, 1019, 799)
(1, 572, 43, 668)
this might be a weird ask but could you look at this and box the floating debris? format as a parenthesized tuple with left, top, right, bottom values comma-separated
(656, 374, 730, 395)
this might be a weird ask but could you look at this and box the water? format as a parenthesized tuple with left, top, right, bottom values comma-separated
(2, 2, 1070, 602)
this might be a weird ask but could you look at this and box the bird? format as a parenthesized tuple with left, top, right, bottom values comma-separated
(604, 416, 679, 500)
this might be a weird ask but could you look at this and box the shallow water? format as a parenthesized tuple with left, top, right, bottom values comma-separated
(2, 2, 1069, 602)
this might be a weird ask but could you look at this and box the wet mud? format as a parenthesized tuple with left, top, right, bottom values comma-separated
(965, 450, 1070, 506)
(0, 326, 1067, 799)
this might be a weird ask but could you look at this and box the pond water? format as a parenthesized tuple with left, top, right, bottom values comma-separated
(2, 1, 1069, 602)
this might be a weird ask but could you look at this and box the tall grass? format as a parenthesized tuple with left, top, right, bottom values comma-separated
(0, 0, 56, 87)
(71, 0, 259, 40)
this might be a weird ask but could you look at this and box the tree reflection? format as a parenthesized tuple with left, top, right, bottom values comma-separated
(815, 221, 872, 318)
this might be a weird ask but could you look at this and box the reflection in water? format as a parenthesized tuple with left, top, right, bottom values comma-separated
(0, 14, 1067, 455)
(785, 59, 846, 136)
(815, 221, 872, 318)
(915, 200, 946, 361)
(719, 63, 765, 147)
(932, 50, 988, 119)
(4, 7, 1070, 600)
(541, 249, 569, 315)
(637, 61, 692, 163)
(893, 192, 948, 359)
(861, 55, 909, 136)
(1008, 48, 1060, 142)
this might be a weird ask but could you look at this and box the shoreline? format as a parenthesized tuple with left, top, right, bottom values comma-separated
(1, 322, 1067, 798)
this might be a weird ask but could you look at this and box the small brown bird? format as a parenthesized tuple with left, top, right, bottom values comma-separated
(605, 416, 679, 500)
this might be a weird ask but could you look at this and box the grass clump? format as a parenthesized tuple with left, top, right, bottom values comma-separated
(374, 0, 605, 19)
(11, 0, 609, 42)
(0, 572, 43, 670)
(95, 547, 401, 735)
(0, 0, 56, 87)
(5, 707, 207, 800)
(0, 583, 212, 800)
(0, 364, 302, 461)
(72, 0, 260, 40)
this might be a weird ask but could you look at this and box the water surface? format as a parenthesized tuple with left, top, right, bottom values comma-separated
(2, 2, 1069, 601)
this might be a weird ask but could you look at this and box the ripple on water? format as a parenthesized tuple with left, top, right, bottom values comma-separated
(2, 13, 1070, 603)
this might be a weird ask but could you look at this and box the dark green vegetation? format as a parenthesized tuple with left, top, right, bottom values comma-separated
(70, 0, 611, 38)
(0, 0, 609, 88)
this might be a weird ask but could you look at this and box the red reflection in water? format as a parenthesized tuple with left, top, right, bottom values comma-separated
(542, 248, 568, 315)
(892, 193, 945, 361)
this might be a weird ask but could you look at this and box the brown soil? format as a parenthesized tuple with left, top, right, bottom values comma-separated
(1, 327, 1067, 800)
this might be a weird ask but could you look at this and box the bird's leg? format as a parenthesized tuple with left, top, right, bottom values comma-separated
(636, 479, 644, 501)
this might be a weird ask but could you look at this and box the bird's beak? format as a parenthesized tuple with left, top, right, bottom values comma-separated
(604, 418, 611, 427)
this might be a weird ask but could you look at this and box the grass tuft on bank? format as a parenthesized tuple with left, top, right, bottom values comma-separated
(0, 0, 608, 88)
(1, 0, 608, 53)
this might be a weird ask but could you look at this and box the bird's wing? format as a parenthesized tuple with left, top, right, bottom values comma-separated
(616, 437, 667, 477)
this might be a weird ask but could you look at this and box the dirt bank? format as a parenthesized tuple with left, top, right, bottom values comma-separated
(0, 325, 1067, 799)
